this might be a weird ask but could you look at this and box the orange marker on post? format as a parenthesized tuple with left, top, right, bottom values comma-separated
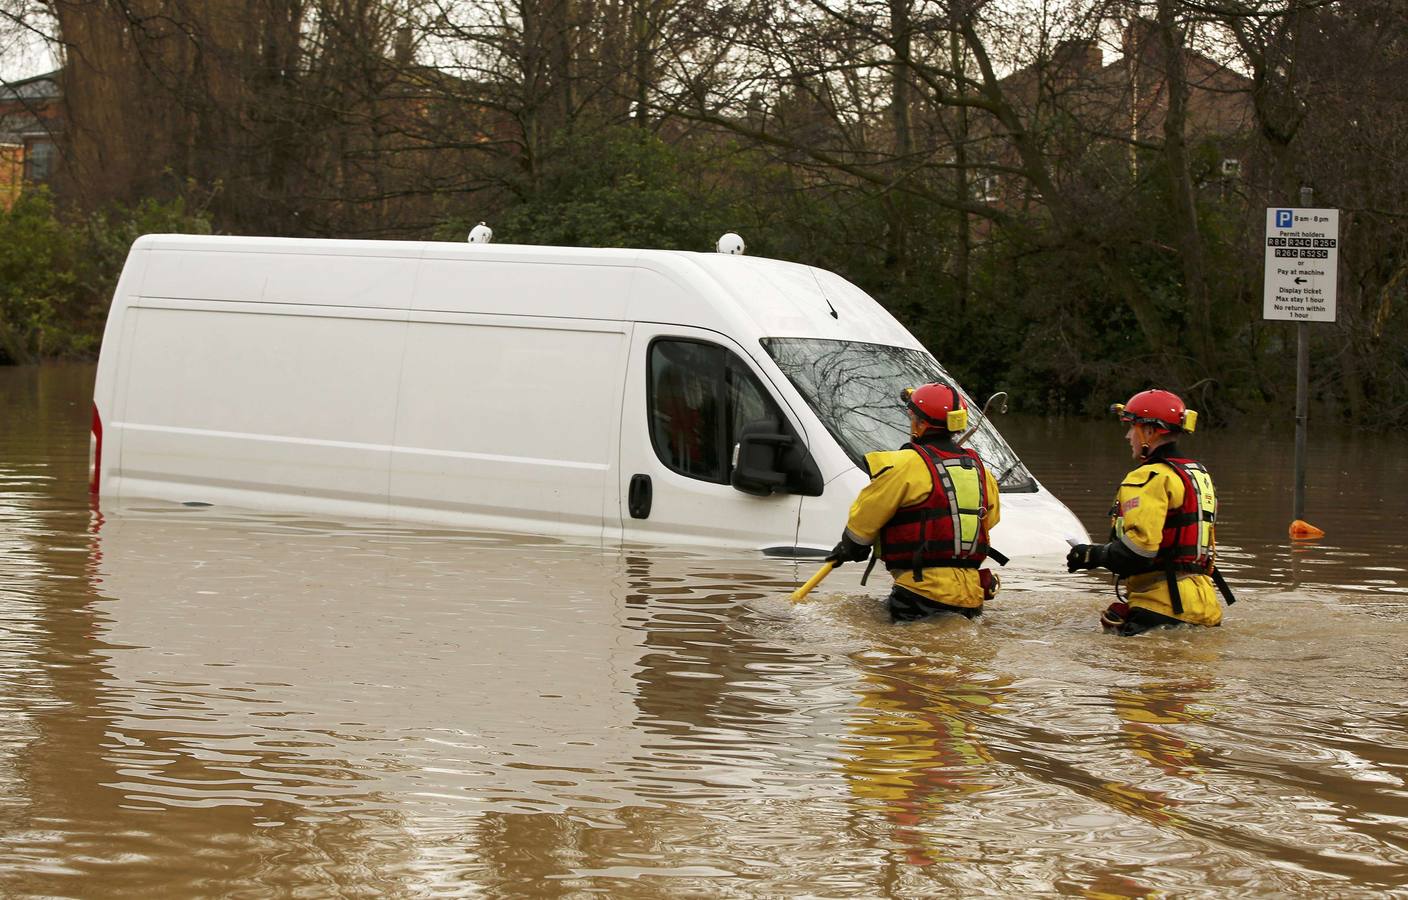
(1289, 519, 1325, 539)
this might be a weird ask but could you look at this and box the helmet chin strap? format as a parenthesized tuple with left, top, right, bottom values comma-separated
(1138, 428, 1174, 459)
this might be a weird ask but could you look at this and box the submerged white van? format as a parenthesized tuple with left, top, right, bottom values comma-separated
(91, 234, 1088, 556)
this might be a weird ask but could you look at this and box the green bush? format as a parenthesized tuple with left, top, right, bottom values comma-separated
(0, 189, 211, 364)
(0, 190, 77, 363)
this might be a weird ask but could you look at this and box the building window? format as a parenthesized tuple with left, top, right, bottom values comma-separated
(975, 174, 1000, 203)
(23, 137, 55, 182)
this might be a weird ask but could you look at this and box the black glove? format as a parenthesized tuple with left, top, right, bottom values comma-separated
(826, 534, 872, 566)
(1066, 543, 1107, 573)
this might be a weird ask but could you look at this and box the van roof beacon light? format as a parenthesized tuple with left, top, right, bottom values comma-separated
(716, 233, 745, 255)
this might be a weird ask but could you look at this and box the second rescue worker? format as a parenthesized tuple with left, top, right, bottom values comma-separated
(826, 382, 1006, 623)
(1066, 389, 1236, 635)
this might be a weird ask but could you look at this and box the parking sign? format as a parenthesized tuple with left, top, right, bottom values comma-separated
(1264, 208, 1338, 322)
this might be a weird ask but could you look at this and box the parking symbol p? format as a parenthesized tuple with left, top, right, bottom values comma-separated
(1276, 209, 1293, 229)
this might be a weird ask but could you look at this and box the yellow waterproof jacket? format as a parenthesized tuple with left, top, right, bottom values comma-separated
(845, 446, 1001, 609)
(1111, 461, 1222, 626)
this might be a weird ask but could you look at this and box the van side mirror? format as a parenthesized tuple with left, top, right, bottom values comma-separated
(731, 422, 824, 497)
(731, 427, 790, 496)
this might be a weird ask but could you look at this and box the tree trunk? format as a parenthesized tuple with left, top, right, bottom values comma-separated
(886, 0, 912, 281)
(632, 0, 653, 126)
(546, 0, 576, 131)
(950, 22, 969, 312)
(1156, 0, 1214, 374)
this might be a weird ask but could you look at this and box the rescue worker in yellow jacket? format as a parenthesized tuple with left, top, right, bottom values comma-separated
(1066, 389, 1236, 636)
(825, 382, 1004, 623)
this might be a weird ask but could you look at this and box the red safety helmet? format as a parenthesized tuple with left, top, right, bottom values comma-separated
(900, 382, 969, 432)
(1110, 389, 1198, 434)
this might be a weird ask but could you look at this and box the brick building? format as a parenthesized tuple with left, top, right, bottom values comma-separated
(0, 70, 63, 210)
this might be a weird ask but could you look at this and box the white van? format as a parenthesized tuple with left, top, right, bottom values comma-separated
(91, 234, 1088, 556)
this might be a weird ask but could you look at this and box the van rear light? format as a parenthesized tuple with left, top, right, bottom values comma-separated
(90, 402, 103, 496)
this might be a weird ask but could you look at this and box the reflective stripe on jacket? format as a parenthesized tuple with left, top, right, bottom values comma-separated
(879, 442, 992, 575)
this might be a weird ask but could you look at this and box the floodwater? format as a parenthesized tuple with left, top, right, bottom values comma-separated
(1, 363, 1406, 898)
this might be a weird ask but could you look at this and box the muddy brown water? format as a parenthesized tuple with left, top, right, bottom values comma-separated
(1, 364, 1405, 898)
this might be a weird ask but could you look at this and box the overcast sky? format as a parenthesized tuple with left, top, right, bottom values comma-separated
(1, 15, 57, 83)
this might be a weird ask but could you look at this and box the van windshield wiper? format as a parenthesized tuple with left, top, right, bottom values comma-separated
(994, 457, 1038, 492)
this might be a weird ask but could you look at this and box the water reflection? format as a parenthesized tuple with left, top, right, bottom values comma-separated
(1101, 678, 1215, 832)
(1112, 678, 1215, 780)
(840, 654, 1005, 867)
(58, 513, 871, 894)
(89, 514, 654, 816)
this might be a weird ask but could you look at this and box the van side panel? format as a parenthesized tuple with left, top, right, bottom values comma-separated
(141, 249, 419, 308)
(137, 251, 268, 304)
(113, 303, 406, 517)
(415, 257, 633, 320)
(389, 314, 627, 539)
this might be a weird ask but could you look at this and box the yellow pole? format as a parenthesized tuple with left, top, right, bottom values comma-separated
(789, 561, 836, 603)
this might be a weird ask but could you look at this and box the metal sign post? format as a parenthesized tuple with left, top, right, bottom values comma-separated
(1263, 187, 1338, 531)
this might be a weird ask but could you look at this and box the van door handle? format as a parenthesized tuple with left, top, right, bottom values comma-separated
(628, 474, 652, 519)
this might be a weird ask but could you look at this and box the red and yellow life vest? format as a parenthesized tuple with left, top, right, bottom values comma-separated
(1152, 456, 1216, 575)
(879, 443, 993, 576)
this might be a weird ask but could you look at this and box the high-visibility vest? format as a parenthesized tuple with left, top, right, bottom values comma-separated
(879, 442, 993, 578)
(1155, 456, 1217, 575)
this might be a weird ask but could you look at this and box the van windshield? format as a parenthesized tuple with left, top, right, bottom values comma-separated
(761, 338, 1036, 492)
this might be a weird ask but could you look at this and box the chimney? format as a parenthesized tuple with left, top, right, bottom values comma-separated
(394, 26, 413, 65)
(1122, 18, 1161, 67)
(1052, 39, 1102, 81)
